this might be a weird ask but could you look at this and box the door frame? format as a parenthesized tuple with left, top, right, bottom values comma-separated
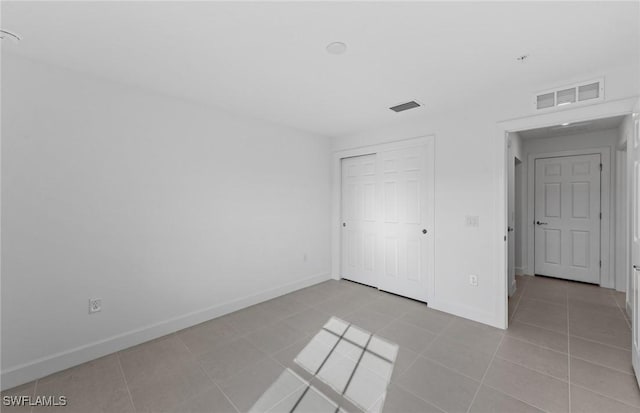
(507, 141, 522, 297)
(528, 149, 610, 285)
(495, 97, 638, 329)
(331, 135, 435, 300)
(615, 145, 628, 293)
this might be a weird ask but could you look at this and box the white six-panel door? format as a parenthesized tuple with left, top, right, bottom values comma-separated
(341, 154, 378, 287)
(340, 142, 434, 302)
(629, 116, 640, 385)
(376, 145, 432, 302)
(534, 154, 601, 283)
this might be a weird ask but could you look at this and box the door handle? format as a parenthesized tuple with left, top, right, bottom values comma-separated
(634, 265, 639, 270)
(536, 221, 548, 226)
(342, 222, 346, 227)
(507, 227, 514, 232)
(422, 229, 428, 234)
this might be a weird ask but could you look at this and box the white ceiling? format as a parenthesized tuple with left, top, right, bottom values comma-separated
(2, 1, 639, 137)
(518, 115, 626, 140)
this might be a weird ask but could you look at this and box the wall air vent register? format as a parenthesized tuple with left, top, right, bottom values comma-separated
(534, 78, 604, 111)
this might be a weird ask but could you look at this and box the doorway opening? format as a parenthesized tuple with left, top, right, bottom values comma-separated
(503, 113, 634, 331)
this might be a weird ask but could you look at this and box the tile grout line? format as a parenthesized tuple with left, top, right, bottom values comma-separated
(175, 326, 243, 413)
(264, 355, 315, 411)
(391, 315, 457, 411)
(511, 300, 629, 344)
(288, 322, 355, 412)
(277, 292, 416, 412)
(508, 275, 530, 324)
(209, 372, 242, 413)
(492, 277, 572, 412)
(341, 289, 431, 340)
(503, 334, 568, 356)
(321, 326, 394, 363)
(568, 354, 635, 376)
(570, 381, 640, 410)
(391, 314, 448, 382)
(189, 348, 242, 412)
(510, 319, 568, 336)
(480, 381, 559, 413)
(298, 282, 502, 412)
(268, 352, 357, 413)
(465, 333, 506, 413)
(115, 353, 136, 413)
(30, 379, 38, 413)
(417, 353, 486, 384)
(480, 278, 561, 413)
(512, 279, 638, 412)
(512, 317, 632, 352)
(341, 333, 373, 396)
(613, 291, 632, 329)
(393, 374, 451, 413)
(490, 355, 569, 383)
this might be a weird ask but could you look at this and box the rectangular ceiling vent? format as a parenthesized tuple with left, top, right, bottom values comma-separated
(534, 78, 604, 111)
(390, 101, 421, 112)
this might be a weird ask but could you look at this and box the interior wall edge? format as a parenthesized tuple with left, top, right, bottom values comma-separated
(0, 271, 331, 391)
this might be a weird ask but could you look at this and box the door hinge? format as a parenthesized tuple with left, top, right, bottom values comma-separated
(600, 163, 603, 171)
(599, 212, 602, 219)
(599, 260, 602, 268)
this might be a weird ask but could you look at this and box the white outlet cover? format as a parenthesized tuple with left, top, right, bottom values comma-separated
(465, 216, 480, 227)
(89, 298, 102, 314)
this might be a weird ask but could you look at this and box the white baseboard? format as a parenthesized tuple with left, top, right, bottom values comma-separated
(428, 298, 504, 330)
(1, 272, 331, 391)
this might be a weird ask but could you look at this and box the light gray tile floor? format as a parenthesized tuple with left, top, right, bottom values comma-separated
(3, 276, 639, 412)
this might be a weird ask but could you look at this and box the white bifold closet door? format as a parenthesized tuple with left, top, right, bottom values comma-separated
(340, 142, 433, 303)
(341, 154, 378, 287)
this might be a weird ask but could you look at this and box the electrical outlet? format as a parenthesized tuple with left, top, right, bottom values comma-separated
(89, 298, 102, 314)
(465, 216, 480, 227)
(469, 275, 478, 287)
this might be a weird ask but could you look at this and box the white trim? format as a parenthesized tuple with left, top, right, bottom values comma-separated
(616, 147, 628, 292)
(496, 96, 638, 329)
(0, 272, 331, 391)
(331, 135, 436, 299)
(526, 147, 612, 287)
(503, 97, 638, 132)
(429, 297, 498, 328)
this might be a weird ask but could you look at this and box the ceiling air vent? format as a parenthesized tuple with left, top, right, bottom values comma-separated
(534, 78, 604, 111)
(390, 101, 421, 112)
